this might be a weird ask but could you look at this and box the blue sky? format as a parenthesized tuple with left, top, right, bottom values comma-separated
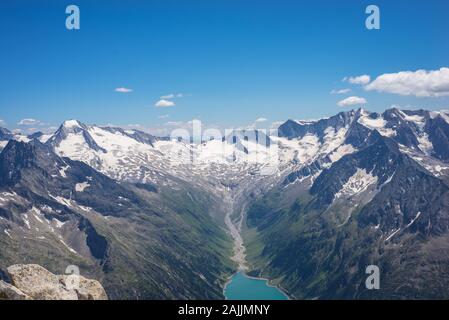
(1, 0, 449, 134)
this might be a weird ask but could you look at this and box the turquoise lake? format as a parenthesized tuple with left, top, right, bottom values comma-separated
(224, 272, 288, 300)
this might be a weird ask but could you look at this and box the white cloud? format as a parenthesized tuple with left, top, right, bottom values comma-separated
(115, 87, 133, 93)
(365, 67, 449, 97)
(255, 117, 268, 122)
(160, 94, 175, 99)
(337, 96, 367, 107)
(18, 118, 41, 126)
(155, 99, 175, 107)
(331, 88, 351, 94)
(158, 114, 169, 119)
(344, 75, 371, 85)
(0, 119, 6, 126)
(160, 93, 184, 99)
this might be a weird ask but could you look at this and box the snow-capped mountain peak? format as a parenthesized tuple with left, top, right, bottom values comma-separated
(47, 119, 106, 154)
(62, 119, 83, 129)
(3, 107, 449, 197)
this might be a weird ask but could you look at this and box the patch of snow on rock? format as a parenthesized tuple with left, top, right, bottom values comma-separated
(334, 168, 378, 200)
(329, 144, 356, 163)
(358, 114, 396, 137)
(75, 182, 90, 192)
(59, 165, 70, 178)
(417, 133, 434, 155)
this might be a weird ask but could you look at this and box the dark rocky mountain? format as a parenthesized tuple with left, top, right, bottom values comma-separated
(278, 110, 356, 141)
(245, 108, 449, 299)
(27, 131, 44, 141)
(309, 133, 400, 207)
(425, 115, 449, 161)
(344, 121, 379, 149)
(0, 128, 14, 153)
(0, 128, 13, 141)
(0, 139, 233, 299)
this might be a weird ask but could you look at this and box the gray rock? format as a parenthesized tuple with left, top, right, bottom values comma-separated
(0, 280, 30, 300)
(4, 264, 107, 300)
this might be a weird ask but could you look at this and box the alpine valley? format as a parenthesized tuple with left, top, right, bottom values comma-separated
(2, 107, 449, 299)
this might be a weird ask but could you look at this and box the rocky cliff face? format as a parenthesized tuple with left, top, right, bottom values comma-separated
(246, 108, 449, 299)
(0, 264, 107, 300)
(0, 139, 234, 299)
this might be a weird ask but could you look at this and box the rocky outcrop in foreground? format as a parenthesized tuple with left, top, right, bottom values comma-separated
(0, 264, 108, 300)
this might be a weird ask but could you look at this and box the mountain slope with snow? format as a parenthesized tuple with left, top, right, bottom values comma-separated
(0, 139, 233, 299)
(245, 108, 449, 299)
(2, 107, 449, 299)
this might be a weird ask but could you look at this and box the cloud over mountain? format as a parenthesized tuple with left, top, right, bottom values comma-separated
(337, 96, 367, 107)
(17, 118, 42, 126)
(365, 67, 449, 97)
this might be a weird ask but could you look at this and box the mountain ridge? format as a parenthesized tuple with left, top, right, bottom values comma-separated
(2, 107, 449, 299)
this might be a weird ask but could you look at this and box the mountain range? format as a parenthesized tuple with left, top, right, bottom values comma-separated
(1, 107, 449, 299)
